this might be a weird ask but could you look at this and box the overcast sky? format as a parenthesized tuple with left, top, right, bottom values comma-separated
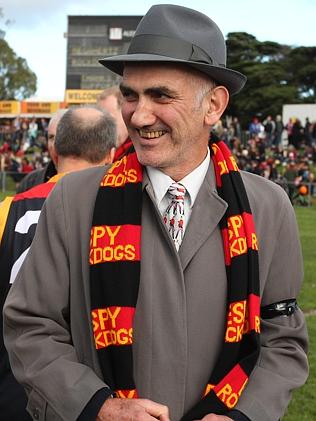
(1, 0, 315, 100)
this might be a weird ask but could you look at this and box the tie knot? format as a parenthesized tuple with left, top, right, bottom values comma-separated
(167, 183, 186, 202)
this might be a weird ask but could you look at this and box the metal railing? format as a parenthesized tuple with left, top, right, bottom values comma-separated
(0, 171, 31, 193)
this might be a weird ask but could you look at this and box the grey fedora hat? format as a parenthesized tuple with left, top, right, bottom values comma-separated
(99, 4, 246, 95)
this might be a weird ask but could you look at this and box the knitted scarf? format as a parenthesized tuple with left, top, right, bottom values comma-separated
(89, 140, 260, 418)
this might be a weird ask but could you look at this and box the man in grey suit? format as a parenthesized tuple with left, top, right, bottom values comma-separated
(3, 5, 308, 421)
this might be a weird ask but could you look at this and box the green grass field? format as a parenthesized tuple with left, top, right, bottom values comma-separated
(295, 206, 316, 312)
(1, 183, 315, 419)
(0, 173, 16, 201)
(283, 206, 316, 420)
(0, 190, 15, 201)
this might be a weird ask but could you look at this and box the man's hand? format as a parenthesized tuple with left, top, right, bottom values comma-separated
(96, 398, 170, 420)
(195, 415, 233, 421)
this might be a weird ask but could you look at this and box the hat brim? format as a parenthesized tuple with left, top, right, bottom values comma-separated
(99, 53, 246, 95)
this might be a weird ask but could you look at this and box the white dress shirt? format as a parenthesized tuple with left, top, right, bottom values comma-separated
(146, 149, 210, 228)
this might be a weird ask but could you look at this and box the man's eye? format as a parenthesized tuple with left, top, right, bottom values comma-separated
(121, 91, 137, 101)
(152, 92, 172, 101)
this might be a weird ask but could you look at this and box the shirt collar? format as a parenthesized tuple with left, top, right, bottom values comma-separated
(146, 149, 210, 208)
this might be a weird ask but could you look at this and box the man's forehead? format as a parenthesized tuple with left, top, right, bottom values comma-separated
(98, 95, 117, 109)
(122, 62, 213, 85)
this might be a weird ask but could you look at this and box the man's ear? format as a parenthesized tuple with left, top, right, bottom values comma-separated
(50, 145, 58, 167)
(204, 86, 229, 126)
(109, 147, 116, 163)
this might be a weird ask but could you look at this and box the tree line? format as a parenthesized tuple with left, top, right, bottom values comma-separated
(0, 15, 315, 127)
(226, 32, 316, 126)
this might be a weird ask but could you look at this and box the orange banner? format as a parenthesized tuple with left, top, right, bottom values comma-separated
(20, 101, 66, 114)
(0, 101, 20, 114)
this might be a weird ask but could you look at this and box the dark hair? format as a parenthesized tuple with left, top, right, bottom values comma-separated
(55, 106, 117, 163)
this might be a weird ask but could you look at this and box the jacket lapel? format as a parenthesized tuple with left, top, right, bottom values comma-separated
(142, 162, 227, 271)
(179, 161, 227, 270)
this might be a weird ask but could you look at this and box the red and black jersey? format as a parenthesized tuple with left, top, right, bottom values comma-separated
(0, 174, 63, 419)
(0, 176, 62, 288)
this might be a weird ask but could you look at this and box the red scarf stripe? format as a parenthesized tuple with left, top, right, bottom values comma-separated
(211, 141, 239, 188)
(221, 227, 231, 266)
(90, 224, 141, 265)
(225, 294, 260, 343)
(217, 141, 239, 173)
(92, 306, 135, 350)
(212, 364, 249, 410)
(221, 212, 259, 265)
(113, 138, 133, 161)
(101, 152, 143, 188)
(247, 293, 261, 332)
(211, 143, 227, 187)
(203, 364, 249, 411)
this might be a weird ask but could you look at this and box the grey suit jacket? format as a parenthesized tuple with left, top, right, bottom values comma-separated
(3, 163, 308, 421)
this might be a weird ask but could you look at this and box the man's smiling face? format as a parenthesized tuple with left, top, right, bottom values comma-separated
(120, 63, 214, 181)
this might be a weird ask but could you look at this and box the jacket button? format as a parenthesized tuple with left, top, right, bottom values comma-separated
(33, 408, 40, 419)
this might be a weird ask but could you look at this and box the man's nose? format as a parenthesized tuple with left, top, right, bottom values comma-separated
(130, 99, 156, 128)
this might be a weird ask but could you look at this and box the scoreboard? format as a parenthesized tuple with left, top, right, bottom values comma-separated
(65, 15, 142, 93)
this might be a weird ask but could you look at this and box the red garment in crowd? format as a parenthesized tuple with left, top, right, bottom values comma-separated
(21, 163, 34, 173)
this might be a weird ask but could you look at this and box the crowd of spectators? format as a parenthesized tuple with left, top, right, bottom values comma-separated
(212, 115, 316, 205)
(1, 114, 316, 205)
(0, 116, 51, 185)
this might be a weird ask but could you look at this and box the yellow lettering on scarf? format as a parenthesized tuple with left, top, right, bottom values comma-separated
(230, 156, 239, 171)
(108, 307, 121, 328)
(217, 384, 238, 408)
(218, 160, 229, 175)
(251, 233, 258, 250)
(105, 226, 121, 245)
(216, 377, 248, 409)
(255, 315, 260, 333)
(89, 244, 136, 264)
(93, 307, 121, 330)
(225, 300, 247, 343)
(229, 215, 243, 238)
(95, 328, 133, 348)
(229, 237, 247, 257)
(91, 226, 106, 247)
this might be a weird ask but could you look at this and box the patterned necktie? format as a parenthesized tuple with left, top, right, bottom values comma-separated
(163, 182, 186, 250)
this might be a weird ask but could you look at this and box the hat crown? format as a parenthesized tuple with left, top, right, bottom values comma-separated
(99, 4, 247, 95)
(133, 4, 227, 66)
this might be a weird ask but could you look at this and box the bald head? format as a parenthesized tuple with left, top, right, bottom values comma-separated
(55, 106, 117, 163)
(69, 107, 106, 130)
